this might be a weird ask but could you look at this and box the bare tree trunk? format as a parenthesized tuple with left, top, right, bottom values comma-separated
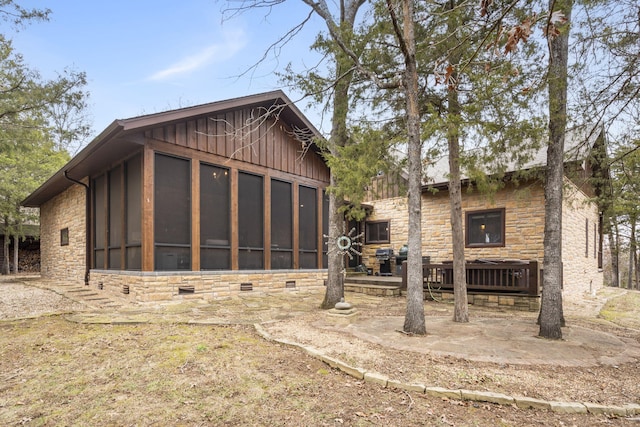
(13, 235, 18, 274)
(609, 220, 620, 288)
(539, 0, 572, 340)
(400, 0, 426, 335)
(633, 244, 640, 289)
(1, 234, 8, 275)
(629, 216, 637, 289)
(634, 220, 639, 290)
(628, 243, 633, 289)
(627, 216, 638, 289)
(1, 216, 9, 275)
(444, 0, 468, 323)
(448, 145, 468, 322)
(322, 43, 352, 309)
(322, 185, 346, 308)
(607, 213, 620, 287)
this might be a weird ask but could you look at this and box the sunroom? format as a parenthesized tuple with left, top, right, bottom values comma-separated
(23, 91, 331, 302)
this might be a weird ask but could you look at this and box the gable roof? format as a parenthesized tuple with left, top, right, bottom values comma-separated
(23, 90, 322, 207)
(422, 125, 604, 189)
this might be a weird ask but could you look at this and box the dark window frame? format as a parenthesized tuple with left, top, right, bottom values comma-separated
(365, 220, 390, 244)
(93, 174, 106, 269)
(125, 154, 142, 270)
(270, 178, 293, 270)
(200, 162, 231, 270)
(298, 185, 318, 269)
(60, 228, 69, 246)
(238, 171, 264, 270)
(585, 218, 589, 258)
(154, 153, 192, 271)
(108, 165, 123, 270)
(465, 208, 506, 248)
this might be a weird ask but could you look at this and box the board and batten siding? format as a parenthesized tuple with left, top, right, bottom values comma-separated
(144, 107, 329, 183)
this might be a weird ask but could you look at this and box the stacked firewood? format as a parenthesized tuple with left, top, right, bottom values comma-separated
(17, 249, 40, 272)
(9, 249, 40, 273)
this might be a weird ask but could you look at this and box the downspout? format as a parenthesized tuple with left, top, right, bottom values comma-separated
(64, 171, 91, 286)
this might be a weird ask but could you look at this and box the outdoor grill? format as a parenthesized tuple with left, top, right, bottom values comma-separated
(375, 248, 394, 276)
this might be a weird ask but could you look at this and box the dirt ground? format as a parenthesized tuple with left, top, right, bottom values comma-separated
(1, 276, 639, 426)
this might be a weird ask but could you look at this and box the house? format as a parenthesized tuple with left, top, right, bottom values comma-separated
(355, 126, 607, 309)
(22, 91, 331, 302)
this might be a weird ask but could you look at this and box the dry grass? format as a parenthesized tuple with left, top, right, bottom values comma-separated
(1, 282, 639, 426)
(600, 289, 640, 330)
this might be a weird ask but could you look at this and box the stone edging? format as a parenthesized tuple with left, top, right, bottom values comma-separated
(253, 323, 640, 418)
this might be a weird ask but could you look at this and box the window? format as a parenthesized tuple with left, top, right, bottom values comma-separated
(593, 221, 597, 259)
(92, 155, 141, 271)
(585, 218, 589, 258)
(93, 174, 106, 268)
(238, 172, 264, 269)
(60, 228, 69, 246)
(108, 166, 122, 270)
(366, 221, 390, 244)
(154, 153, 191, 270)
(125, 155, 142, 270)
(299, 186, 318, 269)
(466, 208, 505, 247)
(271, 179, 292, 269)
(200, 163, 230, 270)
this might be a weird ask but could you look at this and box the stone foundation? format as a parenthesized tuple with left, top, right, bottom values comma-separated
(90, 269, 327, 303)
(344, 283, 402, 297)
(424, 290, 540, 312)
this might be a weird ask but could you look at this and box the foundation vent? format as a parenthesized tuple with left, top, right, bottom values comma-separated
(285, 280, 296, 289)
(240, 282, 253, 292)
(122, 284, 130, 295)
(178, 285, 195, 294)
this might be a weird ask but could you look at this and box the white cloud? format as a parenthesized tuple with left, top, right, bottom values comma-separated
(148, 29, 247, 81)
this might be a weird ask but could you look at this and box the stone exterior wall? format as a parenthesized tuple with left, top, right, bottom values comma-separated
(561, 179, 602, 298)
(363, 179, 603, 296)
(90, 269, 327, 303)
(361, 196, 409, 275)
(40, 182, 87, 285)
(421, 182, 547, 263)
(364, 182, 546, 271)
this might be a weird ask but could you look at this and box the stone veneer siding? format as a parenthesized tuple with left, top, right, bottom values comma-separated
(39, 180, 329, 302)
(561, 181, 602, 298)
(90, 269, 327, 302)
(40, 182, 87, 285)
(364, 179, 602, 296)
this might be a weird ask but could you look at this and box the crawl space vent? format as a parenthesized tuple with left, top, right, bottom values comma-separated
(285, 280, 296, 289)
(240, 282, 253, 292)
(178, 285, 195, 294)
(122, 284, 130, 295)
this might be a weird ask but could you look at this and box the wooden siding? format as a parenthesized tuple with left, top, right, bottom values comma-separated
(144, 107, 329, 183)
(366, 171, 406, 201)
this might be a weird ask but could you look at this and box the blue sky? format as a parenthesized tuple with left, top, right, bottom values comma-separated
(8, 1, 328, 144)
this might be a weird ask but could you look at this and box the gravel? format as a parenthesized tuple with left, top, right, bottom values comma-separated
(0, 278, 86, 319)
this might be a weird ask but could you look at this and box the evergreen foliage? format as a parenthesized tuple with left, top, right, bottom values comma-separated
(0, 4, 90, 274)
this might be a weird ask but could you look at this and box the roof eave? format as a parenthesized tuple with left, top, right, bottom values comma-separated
(22, 121, 125, 207)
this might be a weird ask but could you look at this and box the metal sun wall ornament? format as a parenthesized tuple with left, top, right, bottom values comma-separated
(324, 227, 364, 274)
(326, 227, 363, 258)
